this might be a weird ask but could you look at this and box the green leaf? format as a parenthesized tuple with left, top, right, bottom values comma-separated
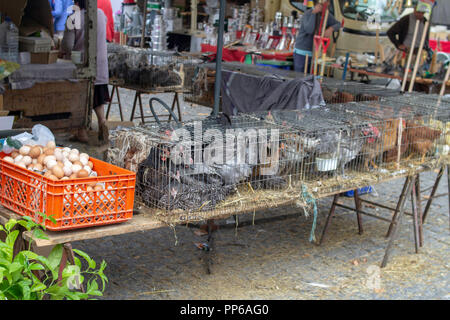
(73, 256, 81, 268)
(73, 249, 96, 269)
(28, 263, 45, 271)
(8, 262, 22, 273)
(5, 230, 19, 248)
(5, 219, 17, 232)
(47, 244, 63, 271)
(30, 282, 47, 292)
(32, 228, 49, 240)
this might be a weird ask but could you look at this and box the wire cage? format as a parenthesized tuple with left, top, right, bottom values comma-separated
(321, 79, 402, 104)
(107, 43, 200, 92)
(328, 100, 447, 172)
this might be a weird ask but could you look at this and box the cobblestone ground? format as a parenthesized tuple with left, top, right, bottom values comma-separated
(58, 88, 449, 300)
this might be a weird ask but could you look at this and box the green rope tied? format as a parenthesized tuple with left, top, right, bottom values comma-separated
(301, 184, 318, 243)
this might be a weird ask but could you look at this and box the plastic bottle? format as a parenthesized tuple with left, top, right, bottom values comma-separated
(3, 17, 19, 63)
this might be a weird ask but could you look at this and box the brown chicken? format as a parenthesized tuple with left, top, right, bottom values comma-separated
(405, 123, 442, 163)
(361, 119, 400, 169)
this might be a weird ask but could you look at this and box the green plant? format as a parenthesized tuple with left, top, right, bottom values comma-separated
(0, 213, 108, 300)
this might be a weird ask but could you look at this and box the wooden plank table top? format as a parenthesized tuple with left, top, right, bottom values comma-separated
(109, 79, 189, 94)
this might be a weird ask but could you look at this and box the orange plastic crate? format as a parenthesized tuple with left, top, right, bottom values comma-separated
(0, 153, 136, 231)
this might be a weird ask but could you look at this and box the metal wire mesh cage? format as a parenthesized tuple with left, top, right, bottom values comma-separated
(321, 80, 402, 104)
(107, 43, 201, 91)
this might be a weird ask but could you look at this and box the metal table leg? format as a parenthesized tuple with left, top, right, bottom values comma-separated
(381, 176, 414, 268)
(422, 166, 445, 223)
(386, 177, 410, 238)
(354, 190, 364, 235)
(129, 91, 139, 122)
(318, 194, 340, 245)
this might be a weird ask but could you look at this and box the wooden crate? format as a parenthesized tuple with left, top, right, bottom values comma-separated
(2, 80, 90, 132)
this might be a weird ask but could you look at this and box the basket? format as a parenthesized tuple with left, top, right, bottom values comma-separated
(0, 153, 136, 231)
(19, 36, 52, 53)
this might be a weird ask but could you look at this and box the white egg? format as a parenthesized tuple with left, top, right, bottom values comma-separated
(79, 153, 89, 160)
(79, 157, 89, 166)
(14, 155, 24, 164)
(3, 156, 14, 163)
(63, 166, 72, 177)
(68, 153, 80, 163)
(63, 160, 72, 168)
(54, 149, 64, 161)
(63, 147, 71, 153)
(22, 156, 32, 166)
(71, 164, 82, 174)
(46, 159, 57, 170)
(83, 165, 92, 174)
(32, 159, 37, 164)
(89, 171, 98, 177)
(70, 148, 79, 155)
(17, 162, 27, 168)
(19, 146, 31, 156)
(62, 151, 69, 158)
(43, 155, 56, 165)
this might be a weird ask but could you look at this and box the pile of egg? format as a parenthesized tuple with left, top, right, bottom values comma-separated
(3, 141, 98, 181)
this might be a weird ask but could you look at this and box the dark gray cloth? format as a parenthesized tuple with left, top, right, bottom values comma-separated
(221, 70, 325, 116)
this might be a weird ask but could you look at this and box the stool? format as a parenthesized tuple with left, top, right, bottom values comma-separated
(106, 84, 124, 121)
(129, 90, 183, 124)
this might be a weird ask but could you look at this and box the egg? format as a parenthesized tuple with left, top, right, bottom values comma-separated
(3, 156, 14, 163)
(19, 146, 30, 156)
(86, 186, 93, 192)
(52, 166, 65, 179)
(11, 151, 19, 159)
(48, 175, 58, 181)
(72, 160, 83, 167)
(43, 155, 56, 165)
(56, 160, 64, 168)
(94, 184, 103, 191)
(61, 177, 69, 181)
(71, 164, 82, 174)
(68, 153, 80, 163)
(46, 141, 56, 149)
(44, 148, 54, 156)
(80, 153, 89, 160)
(17, 162, 27, 168)
(46, 159, 57, 170)
(44, 170, 53, 178)
(63, 147, 71, 153)
(77, 169, 89, 178)
(87, 161, 94, 169)
(62, 151, 69, 158)
(32, 159, 37, 164)
(69, 173, 78, 179)
(54, 149, 64, 161)
(63, 166, 72, 177)
(34, 163, 43, 171)
(79, 157, 89, 166)
(22, 156, 32, 166)
(27, 164, 34, 170)
(29, 146, 42, 158)
(83, 165, 92, 174)
(70, 148, 79, 155)
(14, 155, 24, 164)
(37, 154, 46, 165)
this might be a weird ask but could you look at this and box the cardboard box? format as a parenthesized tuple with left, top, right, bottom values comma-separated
(30, 51, 58, 64)
(0, 0, 54, 37)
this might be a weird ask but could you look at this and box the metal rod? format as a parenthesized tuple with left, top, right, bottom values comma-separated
(411, 178, 420, 253)
(381, 176, 415, 268)
(140, 0, 148, 48)
(318, 194, 339, 245)
(354, 190, 364, 235)
(386, 176, 410, 237)
(415, 175, 424, 247)
(422, 166, 444, 223)
(401, 20, 420, 92)
(334, 203, 395, 223)
(408, 20, 430, 92)
(359, 199, 414, 217)
(212, 0, 226, 117)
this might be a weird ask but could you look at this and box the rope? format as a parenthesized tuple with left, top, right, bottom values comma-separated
(301, 184, 319, 243)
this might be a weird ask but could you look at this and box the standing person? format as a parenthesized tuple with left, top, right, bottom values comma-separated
(98, 0, 115, 42)
(61, 0, 110, 143)
(49, 0, 73, 37)
(293, 0, 341, 73)
(387, 2, 431, 54)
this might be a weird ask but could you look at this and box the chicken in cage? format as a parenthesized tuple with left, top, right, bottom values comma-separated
(321, 80, 401, 104)
(107, 43, 199, 90)
(328, 100, 445, 169)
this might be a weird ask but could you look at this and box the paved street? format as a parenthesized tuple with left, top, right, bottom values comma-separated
(64, 88, 449, 300)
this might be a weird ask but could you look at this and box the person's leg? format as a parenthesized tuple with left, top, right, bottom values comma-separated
(293, 53, 307, 73)
(94, 104, 109, 142)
